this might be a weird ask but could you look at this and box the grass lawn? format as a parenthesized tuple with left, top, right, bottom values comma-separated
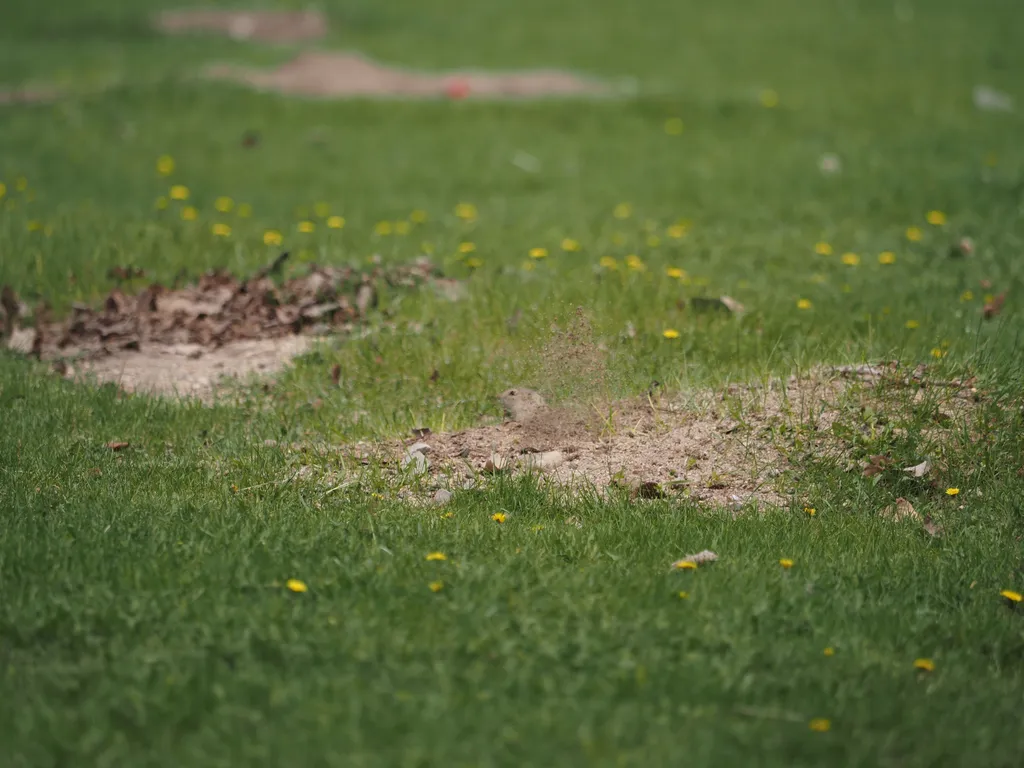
(3, 1, 1024, 765)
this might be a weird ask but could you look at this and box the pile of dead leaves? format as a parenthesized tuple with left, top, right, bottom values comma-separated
(2, 255, 456, 362)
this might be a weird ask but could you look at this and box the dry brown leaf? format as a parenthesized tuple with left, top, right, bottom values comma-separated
(881, 497, 920, 522)
(862, 454, 891, 478)
(922, 514, 944, 538)
(106, 441, 130, 451)
(671, 549, 719, 568)
(903, 459, 932, 478)
(691, 296, 744, 314)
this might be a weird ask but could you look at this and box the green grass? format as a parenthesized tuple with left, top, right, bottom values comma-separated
(3, 1, 1024, 765)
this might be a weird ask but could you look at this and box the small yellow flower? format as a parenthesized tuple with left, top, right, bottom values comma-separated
(532, 525, 545, 533)
(263, 230, 283, 246)
(906, 226, 923, 242)
(425, 552, 447, 561)
(667, 224, 688, 239)
(214, 196, 233, 213)
(841, 252, 860, 266)
(286, 579, 308, 593)
(804, 507, 816, 517)
(814, 242, 833, 256)
(984, 293, 995, 304)
(314, 202, 330, 218)
(599, 256, 618, 270)
(927, 210, 947, 226)
(230, 484, 239, 493)
(663, 329, 680, 339)
(440, 511, 454, 519)
(913, 658, 935, 672)
(156, 155, 175, 176)
(181, 206, 197, 221)
(666, 267, 686, 279)
(428, 580, 444, 593)
(1000, 589, 1022, 603)
(27, 220, 43, 232)
(458, 242, 476, 254)
(625, 254, 645, 271)
(677, 591, 690, 599)
(808, 718, 831, 732)
(466, 257, 483, 269)
(170, 185, 189, 201)
(613, 202, 632, 219)
(646, 235, 662, 248)
(960, 290, 974, 302)
(759, 89, 779, 108)
(155, 196, 168, 210)
(823, 647, 835, 657)
(672, 560, 697, 570)
(561, 238, 581, 252)
(394, 220, 410, 235)
(796, 298, 812, 310)
(492, 512, 506, 523)
(945, 487, 959, 496)
(529, 247, 548, 259)
(298, 221, 315, 233)
(211, 223, 231, 237)
(779, 558, 794, 569)
(455, 202, 477, 221)
(410, 209, 428, 223)
(327, 215, 345, 229)
(905, 320, 920, 329)
(878, 251, 896, 265)
(374, 221, 392, 236)
(0, 182, 5, 198)
(931, 347, 946, 359)
(664, 117, 684, 135)
(237, 203, 252, 218)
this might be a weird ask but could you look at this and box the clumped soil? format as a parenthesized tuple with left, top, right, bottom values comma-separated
(2, 257, 457, 400)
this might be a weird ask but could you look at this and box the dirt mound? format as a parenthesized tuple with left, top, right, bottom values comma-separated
(204, 51, 613, 100)
(2, 257, 457, 400)
(155, 9, 328, 43)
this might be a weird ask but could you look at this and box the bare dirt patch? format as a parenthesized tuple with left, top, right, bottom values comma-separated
(2, 257, 457, 401)
(204, 51, 613, 100)
(155, 9, 328, 43)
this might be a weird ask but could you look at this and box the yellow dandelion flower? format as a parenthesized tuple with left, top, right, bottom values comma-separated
(0, 182, 5, 198)
(759, 89, 779, 108)
(156, 155, 175, 176)
(327, 215, 345, 229)
(410, 209, 428, 223)
(561, 238, 581, 252)
(672, 560, 697, 570)
(214, 196, 233, 213)
(529, 247, 548, 259)
(170, 185, 189, 201)
(237, 203, 252, 218)
(1000, 589, 1022, 603)
(155, 196, 168, 210)
(808, 719, 831, 732)
(466, 257, 483, 268)
(984, 293, 995, 304)
(814, 242, 833, 256)
(905, 320, 920, 329)
(804, 507, 816, 517)
(314, 202, 330, 218)
(395, 220, 410, 235)
(599, 256, 618, 270)
(878, 251, 896, 265)
(26, 220, 43, 232)
(666, 267, 686, 279)
(927, 210, 947, 226)
(613, 202, 632, 219)
(678, 591, 690, 599)
(913, 658, 935, 672)
(263, 230, 283, 246)
(931, 347, 946, 359)
(458, 242, 476, 254)
(532, 525, 544, 533)
(625, 254, 645, 271)
(286, 579, 308, 593)
(646, 235, 662, 248)
(779, 558, 794, 569)
(945, 487, 959, 496)
(960, 290, 974, 302)
(841, 252, 860, 266)
(297, 221, 315, 233)
(374, 221, 392, 236)
(667, 224, 688, 239)
(211, 223, 231, 237)
(455, 202, 477, 221)
(181, 206, 197, 221)
(664, 117, 684, 135)
(823, 647, 835, 657)
(425, 552, 447, 561)
(663, 329, 680, 339)
(440, 511, 454, 519)
(796, 298, 812, 310)
(429, 580, 444, 592)
(492, 512, 506, 523)
(906, 226, 922, 242)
